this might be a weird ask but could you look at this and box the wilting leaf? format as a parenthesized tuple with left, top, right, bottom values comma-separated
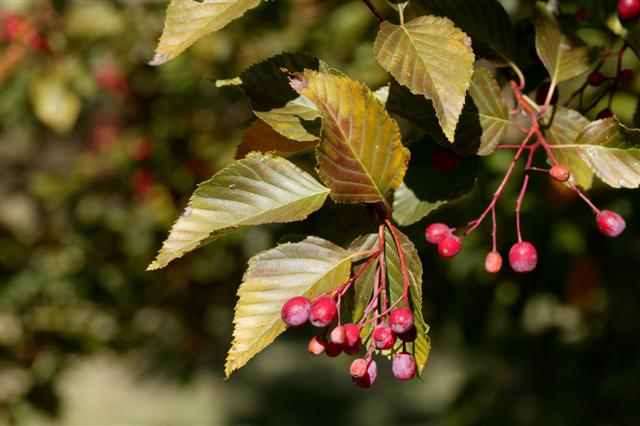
(392, 183, 443, 227)
(235, 120, 317, 159)
(544, 107, 592, 189)
(534, 2, 598, 85)
(29, 74, 81, 134)
(148, 153, 329, 270)
(416, 0, 515, 64)
(468, 68, 511, 156)
(150, 0, 261, 65)
(374, 15, 475, 142)
(226, 237, 352, 377)
(291, 70, 409, 203)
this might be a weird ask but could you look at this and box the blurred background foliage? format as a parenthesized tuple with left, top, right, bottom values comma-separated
(0, 0, 639, 425)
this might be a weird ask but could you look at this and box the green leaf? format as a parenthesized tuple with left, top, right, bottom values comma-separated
(635, 98, 640, 128)
(148, 153, 329, 270)
(392, 183, 443, 227)
(534, 2, 598, 86)
(235, 120, 317, 160)
(374, 15, 475, 142)
(468, 68, 511, 156)
(291, 70, 410, 203)
(549, 118, 640, 189)
(150, 0, 261, 66)
(416, 0, 516, 64)
(544, 107, 592, 189)
(348, 234, 379, 324)
(226, 237, 353, 377)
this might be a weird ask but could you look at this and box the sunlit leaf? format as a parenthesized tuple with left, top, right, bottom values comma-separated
(150, 0, 261, 65)
(291, 70, 410, 203)
(468, 68, 511, 156)
(374, 15, 475, 142)
(226, 237, 352, 377)
(534, 2, 598, 85)
(148, 153, 329, 270)
(392, 183, 443, 227)
(235, 120, 317, 160)
(29, 74, 81, 134)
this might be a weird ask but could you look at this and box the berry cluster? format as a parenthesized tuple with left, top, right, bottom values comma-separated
(280, 223, 420, 388)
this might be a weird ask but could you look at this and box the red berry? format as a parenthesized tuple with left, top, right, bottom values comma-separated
(484, 251, 503, 273)
(549, 164, 571, 182)
(281, 296, 311, 327)
(308, 335, 327, 356)
(330, 325, 346, 345)
(618, 0, 640, 20)
(425, 223, 451, 245)
(575, 8, 587, 21)
(619, 69, 635, 85)
(352, 359, 377, 388)
(508, 242, 538, 273)
(309, 298, 337, 327)
(596, 210, 626, 237)
(343, 343, 361, 356)
(535, 81, 558, 105)
(398, 325, 417, 342)
(343, 323, 361, 347)
(587, 72, 605, 87)
(372, 323, 396, 350)
(392, 352, 417, 381)
(350, 358, 369, 378)
(325, 341, 342, 357)
(438, 235, 462, 258)
(389, 307, 414, 334)
(431, 146, 461, 172)
(597, 108, 613, 119)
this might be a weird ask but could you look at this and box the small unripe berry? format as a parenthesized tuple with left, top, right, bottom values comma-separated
(343, 323, 361, 347)
(509, 242, 538, 273)
(425, 223, 451, 245)
(587, 72, 605, 87)
(372, 323, 396, 350)
(618, 0, 640, 20)
(431, 146, 461, 172)
(549, 164, 571, 182)
(308, 335, 327, 356)
(392, 352, 417, 381)
(398, 325, 417, 342)
(330, 325, 346, 345)
(309, 298, 337, 327)
(389, 307, 414, 334)
(619, 69, 635, 85)
(596, 210, 626, 237)
(484, 251, 503, 273)
(325, 341, 342, 358)
(352, 359, 377, 388)
(597, 108, 613, 119)
(350, 358, 369, 378)
(438, 235, 462, 258)
(281, 296, 311, 327)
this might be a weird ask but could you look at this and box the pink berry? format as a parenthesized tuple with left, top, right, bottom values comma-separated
(352, 359, 377, 388)
(438, 235, 462, 258)
(350, 358, 369, 378)
(330, 325, 346, 345)
(398, 325, 417, 342)
(372, 323, 396, 350)
(484, 251, 503, 273)
(308, 335, 327, 356)
(549, 164, 571, 182)
(392, 352, 416, 381)
(309, 297, 337, 327)
(596, 210, 626, 237)
(425, 223, 451, 245)
(325, 341, 342, 358)
(281, 296, 311, 327)
(343, 323, 361, 347)
(618, 0, 640, 20)
(587, 72, 605, 87)
(389, 307, 414, 334)
(509, 242, 538, 273)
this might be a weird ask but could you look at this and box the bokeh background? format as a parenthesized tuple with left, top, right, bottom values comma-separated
(1, 0, 639, 425)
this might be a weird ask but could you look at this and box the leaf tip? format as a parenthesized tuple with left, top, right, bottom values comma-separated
(148, 51, 170, 66)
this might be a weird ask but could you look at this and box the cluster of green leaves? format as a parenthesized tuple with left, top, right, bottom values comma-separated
(149, 0, 639, 377)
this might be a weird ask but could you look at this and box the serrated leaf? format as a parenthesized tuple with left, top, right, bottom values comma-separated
(534, 2, 598, 85)
(226, 237, 352, 377)
(253, 96, 321, 142)
(148, 153, 329, 270)
(235, 120, 317, 160)
(348, 234, 380, 324)
(374, 15, 475, 142)
(468, 68, 511, 156)
(392, 183, 443, 227)
(544, 107, 592, 189)
(416, 0, 515, 64)
(150, 0, 261, 66)
(549, 118, 640, 189)
(291, 70, 409, 203)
